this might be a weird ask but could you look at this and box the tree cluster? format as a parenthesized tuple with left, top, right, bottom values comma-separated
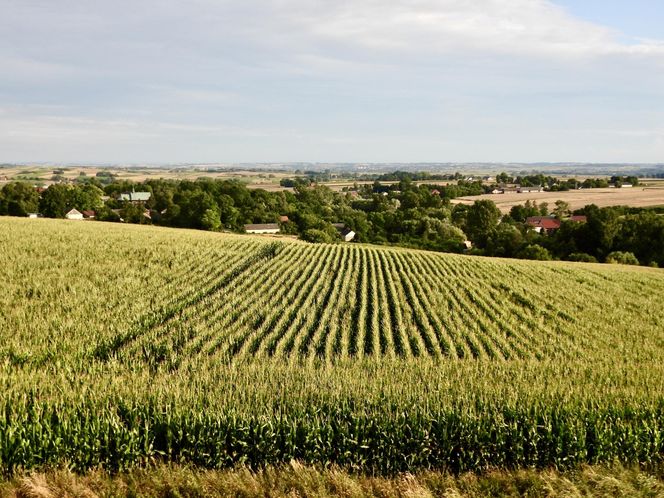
(2, 178, 663, 267)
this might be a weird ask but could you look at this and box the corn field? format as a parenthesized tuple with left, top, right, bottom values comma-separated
(1, 217, 663, 474)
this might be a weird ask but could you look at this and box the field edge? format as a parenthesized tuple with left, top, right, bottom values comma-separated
(2, 462, 664, 498)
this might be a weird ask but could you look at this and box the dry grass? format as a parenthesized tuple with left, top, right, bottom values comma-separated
(2, 463, 663, 498)
(453, 187, 664, 213)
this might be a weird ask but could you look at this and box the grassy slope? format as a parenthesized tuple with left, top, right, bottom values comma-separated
(1, 217, 663, 474)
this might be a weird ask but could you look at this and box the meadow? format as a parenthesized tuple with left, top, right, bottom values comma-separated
(1, 217, 663, 476)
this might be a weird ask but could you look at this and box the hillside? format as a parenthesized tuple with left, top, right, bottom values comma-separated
(1, 217, 663, 474)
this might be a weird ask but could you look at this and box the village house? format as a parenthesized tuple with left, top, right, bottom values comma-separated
(65, 208, 84, 220)
(244, 223, 280, 234)
(82, 210, 96, 219)
(525, 216, 561, 234)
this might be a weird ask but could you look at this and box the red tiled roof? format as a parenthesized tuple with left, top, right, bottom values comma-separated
(526, 217, 561, 230)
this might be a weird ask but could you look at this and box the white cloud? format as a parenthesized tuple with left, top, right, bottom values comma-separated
(1, 0, 663, 163)
(259, 0, 664, 59)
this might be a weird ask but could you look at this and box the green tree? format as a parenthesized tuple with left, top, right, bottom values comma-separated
(0, 182, 39, 216)
(201, 206, 221, 231)
(465, 200, 501, 247)
(302, 228, 334, 243)
(486, 224, 524, 258)
(39, 184, 74, 218)
(553, 200, 570, 219)
(517, 244, 552, 261)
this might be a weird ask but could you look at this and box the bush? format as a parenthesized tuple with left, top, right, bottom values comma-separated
(517, 244, 552, 261)
(606, 251, 640, 265)
(567, 253, 598, 263)
(301, 229, 334, 243)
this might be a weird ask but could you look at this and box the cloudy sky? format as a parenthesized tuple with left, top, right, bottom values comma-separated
(1, 0, 663, 164)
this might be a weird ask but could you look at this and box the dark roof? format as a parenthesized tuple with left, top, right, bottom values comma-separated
(526, 217, 561, 230)
(82, 210, 95, 217)
(332, 223, 354, 236)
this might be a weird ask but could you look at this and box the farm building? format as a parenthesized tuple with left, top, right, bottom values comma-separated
(333, 223, 356, 242)
(244, 223, 280, 234)
(27, 213, 42, 219)
(525, 216, 561, 234)
(496, 186, 544, 194)
(518, 186, 544, 193)
(119, 192, 152, 202)
(82, 210, 96, 219)
(65, 209, 84, 220)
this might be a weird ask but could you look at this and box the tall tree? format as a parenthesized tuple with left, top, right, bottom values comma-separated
(465, 200, 501, 247)
(0, 182, 39, 216)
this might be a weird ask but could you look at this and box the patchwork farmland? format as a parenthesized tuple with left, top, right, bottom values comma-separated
(1, 217, 663, 474)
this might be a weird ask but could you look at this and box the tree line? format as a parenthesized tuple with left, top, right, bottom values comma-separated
(1, 177, 662, 266)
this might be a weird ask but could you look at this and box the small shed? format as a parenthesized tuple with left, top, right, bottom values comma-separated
(65, 209, 84, 220)
(333, 223, 356, 242)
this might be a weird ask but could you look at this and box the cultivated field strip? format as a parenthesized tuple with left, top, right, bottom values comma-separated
(72, 235, 664, 367)
(3, 219, 664, 474)
(5, 218, 661, 367)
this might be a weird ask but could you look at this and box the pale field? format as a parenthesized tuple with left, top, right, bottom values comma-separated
(452, 187, 664, 213)
(0, 166, 291, 189)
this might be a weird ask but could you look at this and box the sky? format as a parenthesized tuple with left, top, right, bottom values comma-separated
(1, 0, 663, 164)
